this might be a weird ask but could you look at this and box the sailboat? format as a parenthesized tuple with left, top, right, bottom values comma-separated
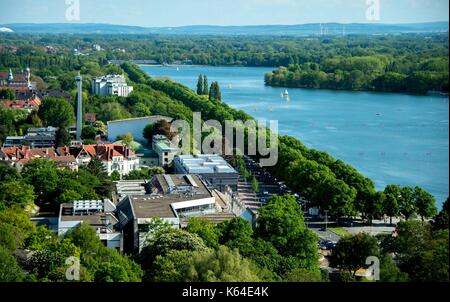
(283, 89, 289, 97)
(176, 67, 180, 71)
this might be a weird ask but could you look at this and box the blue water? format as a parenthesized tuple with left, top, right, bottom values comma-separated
(141, 65, 449, 209)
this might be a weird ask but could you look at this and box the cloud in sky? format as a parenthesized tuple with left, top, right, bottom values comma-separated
(0, 0, 448, 26)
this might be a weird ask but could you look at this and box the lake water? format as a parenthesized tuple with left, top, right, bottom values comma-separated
(141, 65, 449, 209)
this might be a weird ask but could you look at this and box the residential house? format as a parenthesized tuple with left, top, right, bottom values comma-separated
(66, 144, 140, 176)
(0, 146, 78, 171)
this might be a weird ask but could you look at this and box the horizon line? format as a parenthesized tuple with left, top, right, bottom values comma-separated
(2, 20, 449, 28)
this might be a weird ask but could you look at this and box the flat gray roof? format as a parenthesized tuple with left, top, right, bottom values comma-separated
(175, 154, 237, 174)
(130, 196, 177, 218)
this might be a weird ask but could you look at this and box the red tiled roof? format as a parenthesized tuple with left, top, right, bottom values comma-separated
(1, 95, 41, 109)
(1, 144, 135, 167)
(0, 71, 27, 82)
(0, 86, 30, 91)
(73, 144, 135, 161)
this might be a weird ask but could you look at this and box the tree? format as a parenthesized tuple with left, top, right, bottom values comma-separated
(0, 206, 36, 241)
(284, 268, 323, 282)
(0, 89, 15, 100)
(209, 81, 222, 101)
(98, 102, 131, 122)
(55, 127, 70, 147)
(0, 205, 37, 252)
(86, 156, 107, 178)
(251, 175, 260, 193)
(143, 120, 175, 143)
(22, 159, 59, 205)
(140, 228, 208, 280)
(379, 254, 409, 282)
(383, 192, 400, 225)
(196, 74, 204, 95)
(216, 217, 253, 247)
(151, 246, 260, 282)
(92, 248, 143, 282)
(117, 133, 134, 147)
(63, 223, 143, 282)
(0, 180, 35, 210)
(124, 166, 165, 180)
(413, 186, 437, 221)
(0, 245, 24, 282)
(0, 164, 21, 182)
(38, 97, 75, 128)
(110, 170, 121, 181)
(390, 221, 449, 282)
(203, 75, 209, 95)
(186, 217, 219, 248)
(28, 238, 81, 281)
(81, 126, 97, 140)
(433, 197, 449, 230)
(144, 229, 208, 260)
(328, 233, 379, 276)
(255, 195, 319, 270)
(397, 186, 416, 220)
(361, 191, 384, 225)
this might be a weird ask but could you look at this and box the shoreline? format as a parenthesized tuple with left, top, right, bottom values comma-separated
(137, 65, 449, 208)
(139, 64, 449, 97)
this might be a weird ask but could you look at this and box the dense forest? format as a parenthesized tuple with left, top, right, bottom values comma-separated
(1, 33, 448, 94)
(264, 55, 448, 94)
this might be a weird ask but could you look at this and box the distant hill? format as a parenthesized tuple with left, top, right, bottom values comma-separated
(1, 22, 448, 36)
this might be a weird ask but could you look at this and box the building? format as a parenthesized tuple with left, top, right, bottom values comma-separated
(134, 146, 159, 167)
(35, 89, 72, 102)
(58, 199, 122, 252)
(66, 143, 140, 176)
(152, 135, 178, 167)
(0, 68, 33, 89)
(1, 90, 41, 112)
(174, 154, 239, 192)
(92, 74, 134, 97)
(2, 126, 57, 148)
(116, 174, 219, 254)
(114, 179, 151, 202)
(107, 115, 173, 143)
(0, 146, 78, 171)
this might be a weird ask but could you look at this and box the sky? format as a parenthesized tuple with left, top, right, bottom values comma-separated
(0, 0, 448, 27)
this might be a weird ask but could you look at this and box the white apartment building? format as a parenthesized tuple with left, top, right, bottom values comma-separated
(92, 74, 134, 97)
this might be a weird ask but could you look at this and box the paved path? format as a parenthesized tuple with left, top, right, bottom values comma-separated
(306, 220, 342, 242)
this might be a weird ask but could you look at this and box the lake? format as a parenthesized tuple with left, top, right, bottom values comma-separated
(141, 65, 449, 209)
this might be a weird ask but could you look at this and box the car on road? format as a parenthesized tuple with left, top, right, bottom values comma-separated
(318, 239, 336, 250)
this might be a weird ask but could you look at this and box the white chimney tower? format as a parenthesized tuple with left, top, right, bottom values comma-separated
(75, 72, 82, 140)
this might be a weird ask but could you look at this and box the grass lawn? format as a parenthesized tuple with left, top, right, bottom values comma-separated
(328, 227, 351, 237)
